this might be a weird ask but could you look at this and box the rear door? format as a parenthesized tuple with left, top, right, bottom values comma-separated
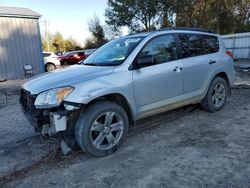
(177, 33, 218, 95)
(132, 34, 184, 114)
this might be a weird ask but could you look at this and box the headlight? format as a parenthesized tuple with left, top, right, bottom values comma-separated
(35, 87, 74, 109)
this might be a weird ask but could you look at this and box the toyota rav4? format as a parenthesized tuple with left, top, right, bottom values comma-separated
(20, 28, 235, 157)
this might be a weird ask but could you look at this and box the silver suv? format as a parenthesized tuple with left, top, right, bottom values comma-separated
(20, 28, 235, 157)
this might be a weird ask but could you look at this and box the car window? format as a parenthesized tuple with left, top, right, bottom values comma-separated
(83, 36, 145, 66)
(139, 35, 177, 66)
(178, 34, 204, 58)
(78, 52, 85, 56)
(43, 53, 51, 57)
(201, 35, 219, 54)
(68, 53, 76, 57)
(178, 34, 219, 58)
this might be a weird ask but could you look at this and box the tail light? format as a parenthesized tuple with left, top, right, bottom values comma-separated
(226, 50, 236, 61)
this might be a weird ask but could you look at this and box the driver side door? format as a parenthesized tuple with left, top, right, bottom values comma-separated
(132, 34, 184, 116)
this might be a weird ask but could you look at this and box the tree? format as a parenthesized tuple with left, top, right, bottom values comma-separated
(41, 34, 56, 52)
(84, 16, 108, 49)
(84, 37, 97, 49)
(103, 24, 121, 40)
(64, 37, 83, 51)
(105, 0, 250, 35)
(41, 31, 83, 52)
(105, 0, 170, 32)
(174, 0, 250, 34)
(52, 32, 65, 52)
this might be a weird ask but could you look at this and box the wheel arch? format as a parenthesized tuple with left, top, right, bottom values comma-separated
(85, 93, 136, 127)
(214, 72, 231, 95)
(45, 62, 56, 67)
(44, 62, 56, 72)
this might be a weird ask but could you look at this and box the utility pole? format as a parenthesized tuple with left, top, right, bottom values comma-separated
(41, 19, 50, 51)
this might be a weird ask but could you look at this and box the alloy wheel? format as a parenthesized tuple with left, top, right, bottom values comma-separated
(90, 111, 124, 150)
(212, 83, 226, 108)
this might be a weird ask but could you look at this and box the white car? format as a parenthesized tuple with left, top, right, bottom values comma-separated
(43, 52, 61, 72)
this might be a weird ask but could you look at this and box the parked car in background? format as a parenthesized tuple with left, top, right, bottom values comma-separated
(43, 52, 61, 72)
(84, 49, 96, 56)
(77, 49, 97, 64)
(55, 52, 64, 56)
(59, 51, 87, 65)
(21, 28, 235, 157)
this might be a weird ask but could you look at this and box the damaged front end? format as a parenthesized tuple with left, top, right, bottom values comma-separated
(19, 88, 81, 137)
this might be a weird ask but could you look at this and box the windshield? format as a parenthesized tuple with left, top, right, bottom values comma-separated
(83, 36, 145, 66)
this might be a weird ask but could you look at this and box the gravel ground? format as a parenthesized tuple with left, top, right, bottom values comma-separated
(0, 95, 35, 147)
(0, 65, 250, 188)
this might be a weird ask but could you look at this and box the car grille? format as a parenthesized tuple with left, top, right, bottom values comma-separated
(19, 89, 49, 132)
(20, 89, 36, 113)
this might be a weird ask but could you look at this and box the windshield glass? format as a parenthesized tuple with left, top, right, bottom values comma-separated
(83, 36, 145, 66)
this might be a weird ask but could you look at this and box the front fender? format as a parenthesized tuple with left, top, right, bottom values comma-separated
(64, 79, 137, 117)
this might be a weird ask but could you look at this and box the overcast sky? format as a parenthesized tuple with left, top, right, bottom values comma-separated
(0, 0, 110, 45)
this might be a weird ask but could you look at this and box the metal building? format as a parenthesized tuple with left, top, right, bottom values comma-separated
(0, 6, 44, 80)
(222, 32, 250, 60)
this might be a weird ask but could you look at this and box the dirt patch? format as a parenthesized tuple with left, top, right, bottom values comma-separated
(0, 88, 249, 187)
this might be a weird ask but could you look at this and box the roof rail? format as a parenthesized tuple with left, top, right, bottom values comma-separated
(158, 27, 215, 34)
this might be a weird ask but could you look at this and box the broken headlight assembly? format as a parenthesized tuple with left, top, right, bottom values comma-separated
(35, 87, 74, 109)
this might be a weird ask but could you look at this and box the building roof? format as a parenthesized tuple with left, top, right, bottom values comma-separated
(0, 6, 41, 19)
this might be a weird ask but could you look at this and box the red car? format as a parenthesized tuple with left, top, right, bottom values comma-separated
(59, 51, 86, 65)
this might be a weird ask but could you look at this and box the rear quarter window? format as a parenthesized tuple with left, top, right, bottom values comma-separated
(201, 35, 219, 54)
(178, 34, 219, 58)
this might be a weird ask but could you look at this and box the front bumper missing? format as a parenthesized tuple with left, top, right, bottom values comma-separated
(41, 112, 68, 136)
(20, 88, 80, 135)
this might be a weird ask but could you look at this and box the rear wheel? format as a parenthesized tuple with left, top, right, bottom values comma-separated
(45, 63, 56, 72)
(201, 77, 228, 112)
(75, 101, 129, 157)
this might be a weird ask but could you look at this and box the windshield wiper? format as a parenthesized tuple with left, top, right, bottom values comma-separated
(83, 63, 98, 66)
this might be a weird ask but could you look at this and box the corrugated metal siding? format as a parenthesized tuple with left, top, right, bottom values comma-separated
(0, 17, 44, 80)
(222, 32, 250, 59)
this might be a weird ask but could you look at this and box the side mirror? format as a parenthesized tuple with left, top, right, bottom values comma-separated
(136, 56, 155, 67)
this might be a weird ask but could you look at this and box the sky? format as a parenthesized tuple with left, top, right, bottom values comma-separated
(0, 0, 113, 45)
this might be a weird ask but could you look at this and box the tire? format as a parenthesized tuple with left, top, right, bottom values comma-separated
(201, 76, 228, 112)
(75, 101, 129, 157)
(61, 61, 68, 66)
(45, 63, 56, 72)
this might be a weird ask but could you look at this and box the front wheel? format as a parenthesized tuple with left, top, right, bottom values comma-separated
(75, 101, 129, 157)
(201, 77, 228, 112)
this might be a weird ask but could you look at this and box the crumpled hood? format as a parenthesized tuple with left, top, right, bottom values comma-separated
(23, 65, 115, 94)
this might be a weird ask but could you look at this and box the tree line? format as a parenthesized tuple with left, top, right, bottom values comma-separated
(42, 32, 83, 52)
(41, 16, 109, 52)
(42, 0, 250, 52)
(106, 0, 250, 34)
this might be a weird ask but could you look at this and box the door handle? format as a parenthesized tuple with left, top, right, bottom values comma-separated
(209, 60, 216, 64)
(173, 66, 183, 72)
